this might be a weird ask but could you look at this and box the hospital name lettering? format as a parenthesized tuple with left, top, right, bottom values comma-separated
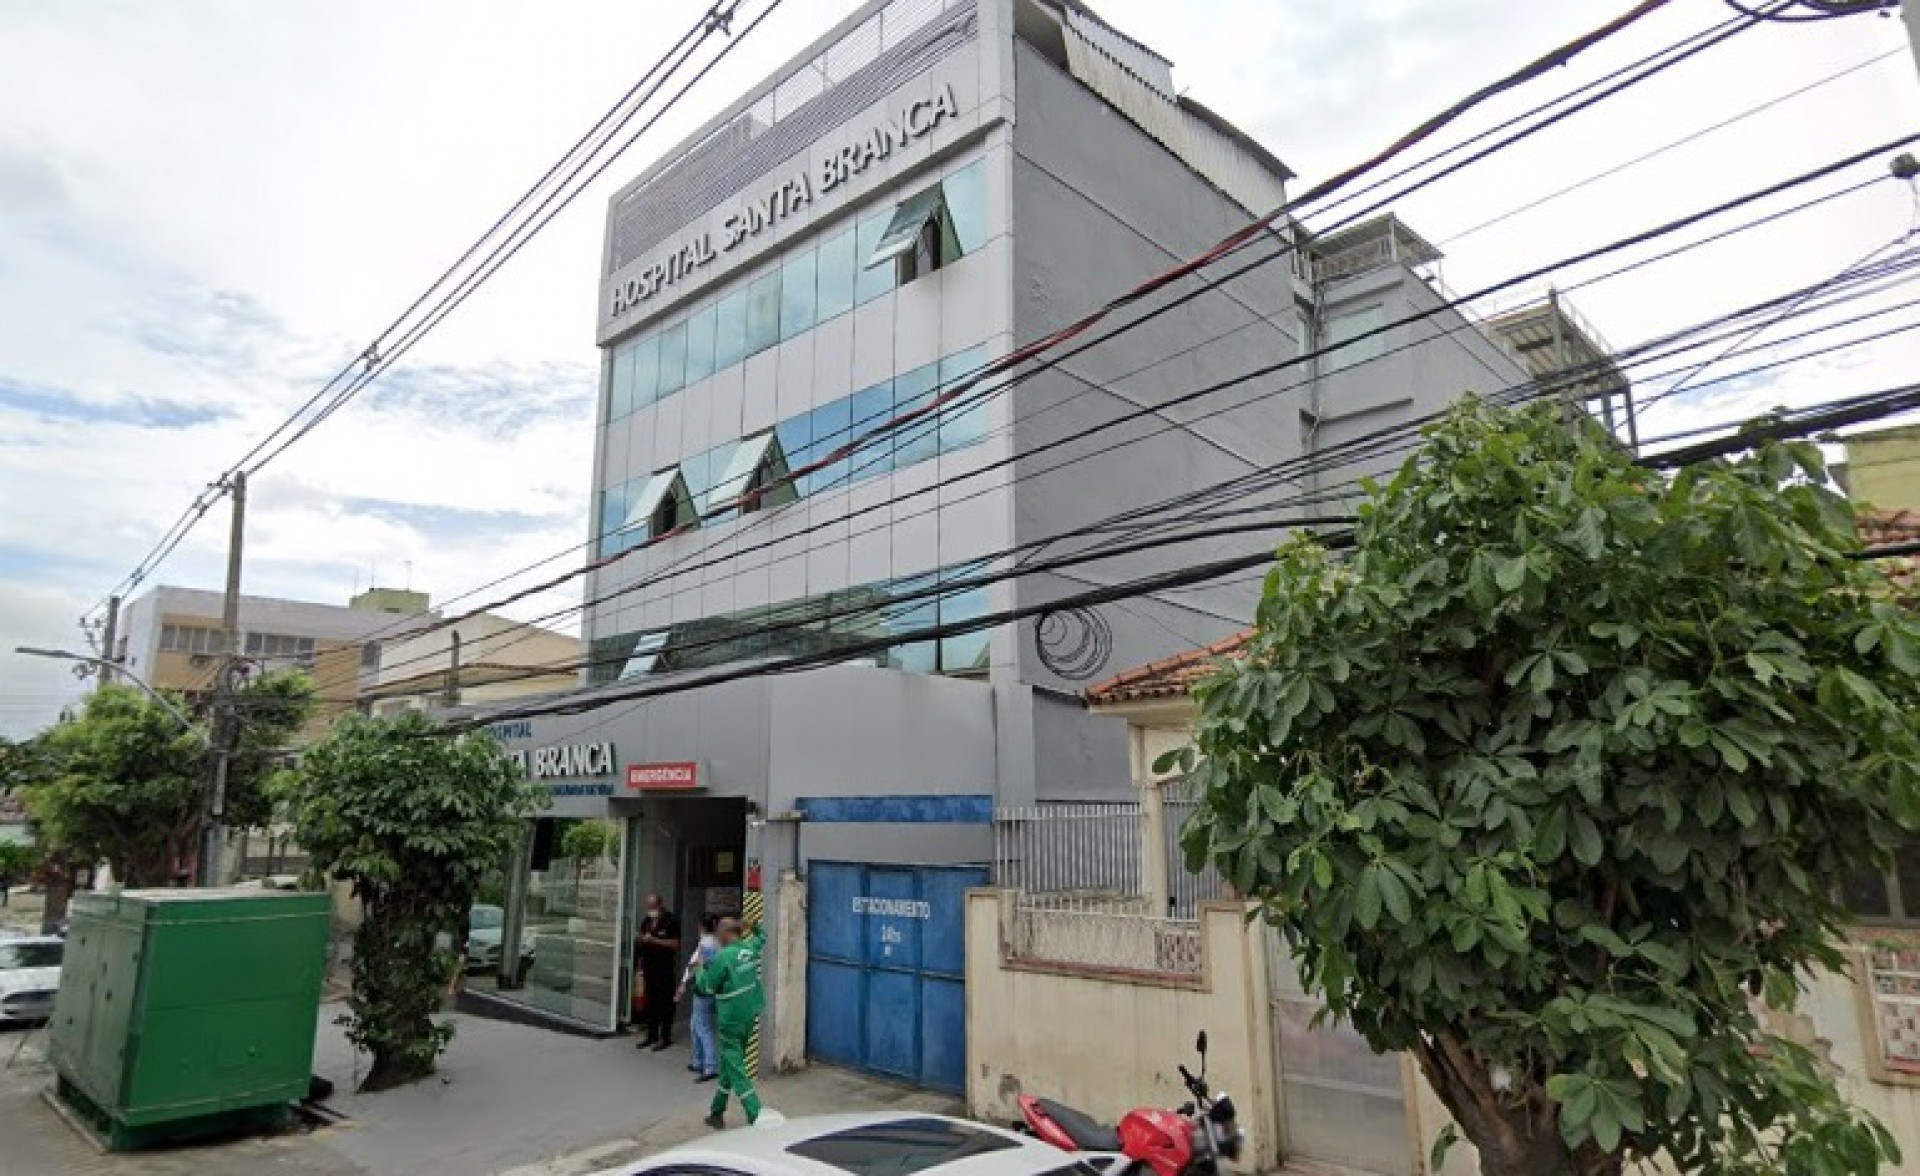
(508, 742, 617, 781)
(851, 896, 931, 919)
(610, 84, 960, 318)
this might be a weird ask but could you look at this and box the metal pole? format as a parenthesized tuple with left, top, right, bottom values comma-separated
(443, 630, 462, 709)
(98, 596, 120, 684)
(201, 471, 247, 887)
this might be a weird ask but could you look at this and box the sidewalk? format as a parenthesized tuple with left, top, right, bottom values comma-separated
(0, 1002, 960, 1176)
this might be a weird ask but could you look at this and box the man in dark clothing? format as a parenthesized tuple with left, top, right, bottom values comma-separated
(635, 895, 682, 1050)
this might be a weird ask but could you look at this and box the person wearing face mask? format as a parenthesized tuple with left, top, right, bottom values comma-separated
(677, 914, 721, 1082)
(634, 895, 683, 1051)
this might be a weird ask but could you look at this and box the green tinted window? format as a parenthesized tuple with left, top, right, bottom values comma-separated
(746, 271, 782, 355)
(684, 304, 717, 385)
(816, 228, 857, 322)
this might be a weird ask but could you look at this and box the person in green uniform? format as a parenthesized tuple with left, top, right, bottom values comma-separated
(695, 915, 765, 1129)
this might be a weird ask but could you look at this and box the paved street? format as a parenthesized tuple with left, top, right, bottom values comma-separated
(0, 1001, 959, 1176)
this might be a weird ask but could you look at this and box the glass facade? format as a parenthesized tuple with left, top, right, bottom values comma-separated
(598, 344, 988, 552)
(602, 160, 989, 426)
(469, 817, 627, 1030)
(586, 561, 994, 685)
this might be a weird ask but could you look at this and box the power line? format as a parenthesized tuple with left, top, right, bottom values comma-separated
(85, 0, 766, 622)
(237, 0, 1755, 661)
(344, 239, 1920, 700)
(310, 140, 1917, 701)
(218, 0, 1833, 698)
(240, 0, 793, 479)
(1435, 47, 1906, 248)
(453, 370, 1920, 728)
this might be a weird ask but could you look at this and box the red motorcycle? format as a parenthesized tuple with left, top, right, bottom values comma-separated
(1017, 1032, 1243, 1176)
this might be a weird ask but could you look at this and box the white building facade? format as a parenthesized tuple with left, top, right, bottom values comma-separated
(474, 0, 1538, 1086)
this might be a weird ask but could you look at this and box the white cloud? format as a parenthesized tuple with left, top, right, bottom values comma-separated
(2, 0, 1916, 737)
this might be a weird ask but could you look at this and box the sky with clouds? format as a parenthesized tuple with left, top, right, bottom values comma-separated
(1, 0, 1916, 736)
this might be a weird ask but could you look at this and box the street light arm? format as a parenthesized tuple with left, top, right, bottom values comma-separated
(12, 646, 210, 747)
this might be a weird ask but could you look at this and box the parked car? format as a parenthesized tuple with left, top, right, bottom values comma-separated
(465, 903, 535, 980)
(0, 936, 64, 1025)
(596, 1113, 1104, 1176)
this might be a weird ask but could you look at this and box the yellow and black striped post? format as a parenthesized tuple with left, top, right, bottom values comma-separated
(742, 886, 763, 1080)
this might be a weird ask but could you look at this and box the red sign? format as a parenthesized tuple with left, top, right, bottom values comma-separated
(626, 761, 698, 791)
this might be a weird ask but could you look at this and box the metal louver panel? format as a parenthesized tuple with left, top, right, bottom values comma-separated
(608, 1, 977, 276)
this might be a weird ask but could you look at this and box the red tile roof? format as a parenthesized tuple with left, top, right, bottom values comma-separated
(1084, 629, 1254, 706)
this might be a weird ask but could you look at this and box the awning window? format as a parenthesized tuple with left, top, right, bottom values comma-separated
(619, 630, 669, 679)
(864, 187, 950, 271)
(619, 467, 695, 536)
(713, 430, 799, 513)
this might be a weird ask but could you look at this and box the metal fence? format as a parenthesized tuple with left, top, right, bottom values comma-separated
(994, 801, 1144, 898)
(992, 785, 1226, 918)
(1160, 779, 1227, 919)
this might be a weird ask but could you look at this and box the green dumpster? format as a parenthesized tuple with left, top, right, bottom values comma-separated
(47, 888, 331, 1151)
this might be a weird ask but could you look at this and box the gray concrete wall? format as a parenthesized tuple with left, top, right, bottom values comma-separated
(1308, 267, 1530, 514)
(764, 665, 999, 810)
(1006, 42, 1303, 699)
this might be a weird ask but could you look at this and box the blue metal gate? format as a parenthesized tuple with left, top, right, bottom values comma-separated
(806, 861, 987, 1093)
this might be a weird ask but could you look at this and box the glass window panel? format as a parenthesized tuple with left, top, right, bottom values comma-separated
(608, 347, 636, 421)
(631, 334, 661, 410)
(657, 321, 688, 398)
(846, 383, 894, 485)
(939, 586, 991, 673)
(684, 304, 717, 386)
(816, 228, 857, 322)
(746, 271, 782, 355)
(781, 250, 818, 339)
(681, 449, 715, 514)
(700, 440, 744, 515)
(939, 346, 989, 453)
(943, 160, 988, 256)
(891, 625, 939, 675)
(786, 1118, 1019, 1175)
(776, 413, 815, 493)
(892, 361, 940, 471)
(855, 210, 894, 305)
(1325, 304, 1387, 366)
(1842, 867, 1893, 919)
(806, 397, 853, 495)
(715, 288, 749, 370)
(499, 816, 623, 1027)
(868, 187, 948, 269)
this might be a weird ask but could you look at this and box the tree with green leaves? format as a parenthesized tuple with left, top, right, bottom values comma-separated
(559, 818, 616, 864)
(1174, 400, 1919, 1175)
(23, 673, 313, 887)
(275, 712, 540, 1091)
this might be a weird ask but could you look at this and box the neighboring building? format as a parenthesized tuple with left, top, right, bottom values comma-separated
(467, 0, 1607, 1085)
(362, 613, 580, 717)
(0, 794, 30, 850)
(113, 585, 436, 740)
(1838, 423, 1920, 512)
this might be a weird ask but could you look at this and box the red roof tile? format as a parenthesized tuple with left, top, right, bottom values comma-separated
(1084, 629, 1254, 706)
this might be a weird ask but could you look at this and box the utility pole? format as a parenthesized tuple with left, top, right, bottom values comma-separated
(443, 629, 462, 709)
(98, 595, 121, 684)
(199, 471, 247, 888)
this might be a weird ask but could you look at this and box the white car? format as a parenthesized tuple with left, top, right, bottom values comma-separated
(0, 936, 63, 1025)
(465, 903, 535, 980)
(600, 1113, 1101, 1176)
